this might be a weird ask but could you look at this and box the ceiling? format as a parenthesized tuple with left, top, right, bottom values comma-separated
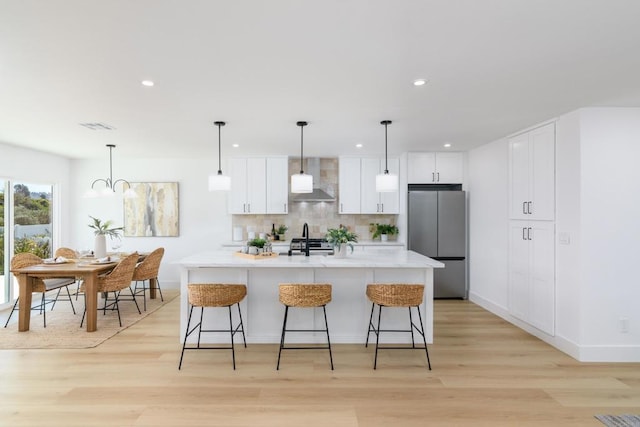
(2, 0, 640, 161)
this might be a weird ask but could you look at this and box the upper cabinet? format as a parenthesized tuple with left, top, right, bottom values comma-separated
(228, 156, 288, 215)
(266, 156, 288, 214)
(508, 123, 555, 220)
(407, 152, 464, 184)
(339, 156, 399, 214)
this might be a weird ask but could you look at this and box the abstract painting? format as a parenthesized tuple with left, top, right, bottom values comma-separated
(123, 182, 179, 237)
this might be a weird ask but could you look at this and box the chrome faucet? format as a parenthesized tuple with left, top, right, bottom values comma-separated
(302, 223, 310, 256)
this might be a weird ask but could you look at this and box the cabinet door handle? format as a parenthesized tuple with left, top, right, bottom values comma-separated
(380, 203, 384, 213)
(243, 203, 246, 213)
(432, 172, 435, 182)
(437, 172, 440, 182)
(528, 227, 532, 240)
(247, 204, 251, 213)
(522, 228, 527, 240)
(340, 203, 343, 213)
(284, 203, 287, 213)
(527, 201, 532, 215)
(522, 202, 527, 214)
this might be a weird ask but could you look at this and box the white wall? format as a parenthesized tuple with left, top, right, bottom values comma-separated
(0, 142, 71, 251)
(577, 108, 640, 360)
(467, 138, 509, 309)
(69, 157, 232, 287)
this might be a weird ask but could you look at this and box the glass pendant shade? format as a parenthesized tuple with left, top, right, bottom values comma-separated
(376, 171, 399, 192)
(291, 172, 313, 193)
(208, 172, 231, 191)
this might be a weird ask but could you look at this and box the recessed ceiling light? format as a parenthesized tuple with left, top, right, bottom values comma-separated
(141, 80, 154, 87)
(443, 143, 452, 148)
(356, 144, 363, 148)
(232, 144, 239, 148)
(413, 79, 427, 86)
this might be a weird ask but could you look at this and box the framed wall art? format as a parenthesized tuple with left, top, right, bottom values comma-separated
(123, 182, 179, 237)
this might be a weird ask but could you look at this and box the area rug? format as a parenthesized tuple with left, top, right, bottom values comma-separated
(0, 290, 178, 349)
(595, 414, 640, 427)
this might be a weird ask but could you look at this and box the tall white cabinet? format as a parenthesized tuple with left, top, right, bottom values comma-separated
(507, 123, 556, 335)
(338, 156, 399, 214)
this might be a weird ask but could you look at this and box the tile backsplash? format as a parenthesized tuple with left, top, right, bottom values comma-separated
(232, 158, 397, 241)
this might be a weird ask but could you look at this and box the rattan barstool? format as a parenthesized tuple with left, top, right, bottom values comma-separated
(365, 284, 431, 370)
(179, 283, 247, 370)
(277, 283, 334, 370)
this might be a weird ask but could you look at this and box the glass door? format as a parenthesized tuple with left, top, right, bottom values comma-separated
(0, 180, 6, 305)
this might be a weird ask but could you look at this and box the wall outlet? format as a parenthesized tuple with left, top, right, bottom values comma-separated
(619, 317, 629, 333)
(558, 232, 571, 245)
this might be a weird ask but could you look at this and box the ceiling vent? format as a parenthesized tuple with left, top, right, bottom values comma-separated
(79, 122, 116, 131)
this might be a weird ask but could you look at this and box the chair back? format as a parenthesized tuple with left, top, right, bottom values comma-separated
(97, 252, 139, 293)
(11, 253, 46, 292)
(132, 247, 164, 281)
(55, 247, 78, 259)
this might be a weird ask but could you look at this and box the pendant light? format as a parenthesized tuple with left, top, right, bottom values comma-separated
(85, 144, 136, 198)
(208, 121, 231, 191)
(375, 120, 398, 192)
(291, 121, 313, 193)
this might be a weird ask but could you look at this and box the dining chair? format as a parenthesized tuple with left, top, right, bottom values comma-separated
(132, 247, 165, 311)
(54, 247, 83, 300)
(80, 252, 140, 328)
(4, 253, 77, 328)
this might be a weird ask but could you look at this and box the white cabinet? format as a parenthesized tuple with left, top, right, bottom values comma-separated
(266, 156, 288, 214)
(339, 156, 399, 214)
(408, 152, 464, 184)
(229, 156, 288, 215)
(508, 220, 555, 335)
(509, 123, 555, 220)
(338, 157, 361, 214)
(361, 157, 399, 214)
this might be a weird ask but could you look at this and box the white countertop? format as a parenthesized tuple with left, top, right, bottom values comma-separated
(177, 249, 443, 269)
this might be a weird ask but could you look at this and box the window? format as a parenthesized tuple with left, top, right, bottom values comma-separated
(0, 181, 53, 307)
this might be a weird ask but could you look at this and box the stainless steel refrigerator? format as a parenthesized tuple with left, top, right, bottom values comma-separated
(408, 188, 467, 298)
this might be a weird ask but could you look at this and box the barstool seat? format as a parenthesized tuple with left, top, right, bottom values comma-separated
(277, 283, 334, 370)
(179, 283, 247, 370)
(366, 283, 431, 370)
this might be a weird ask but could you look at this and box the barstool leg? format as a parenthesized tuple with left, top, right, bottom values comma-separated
(179, 305, 195, 370)
(374, 304, 383, 369)
(197, 307, 204, 347)
(236, 303, 247, 347)
(409, 307, 416, 348)
(228, 306, 236, 370)
(322, 305, 334, 370)
(415, 305, 432, 370)
(276, 305, 289, 370)
(365, 302, 375, 347)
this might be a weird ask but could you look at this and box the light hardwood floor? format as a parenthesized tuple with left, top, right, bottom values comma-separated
(1, 296, 639, 426)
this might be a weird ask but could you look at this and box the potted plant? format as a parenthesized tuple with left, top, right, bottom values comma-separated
(370, 223, 399, 241)
(247, 238, 267, 254)
(275, 225, 288, 241)
(88, 216, 123, 258)
(325, 226, 358, 258)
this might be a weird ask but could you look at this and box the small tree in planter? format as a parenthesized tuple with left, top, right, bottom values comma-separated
(88, 216, 123, 257)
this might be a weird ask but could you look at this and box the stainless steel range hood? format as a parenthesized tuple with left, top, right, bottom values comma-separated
(292, 158, 336, 202)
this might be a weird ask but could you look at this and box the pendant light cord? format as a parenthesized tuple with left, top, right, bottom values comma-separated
(214, 121, 226, 175)
(297, 121, 307, 174)
(381, 120, 392, 174)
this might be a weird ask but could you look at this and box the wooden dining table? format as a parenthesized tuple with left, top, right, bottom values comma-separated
(11, 256, 157, 332)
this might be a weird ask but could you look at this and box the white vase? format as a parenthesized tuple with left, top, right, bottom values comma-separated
(334, 245, 347, 258)
(94, 235, 107, 258)
(381, 234, 388, 242)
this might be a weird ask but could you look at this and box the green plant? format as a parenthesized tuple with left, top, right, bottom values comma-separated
(325, 226, 358, 252)
(370, 223, 399, 239)
(88, 216, 123, 238)
(276, 224, 288, 235)
(248, 238, 267, 248)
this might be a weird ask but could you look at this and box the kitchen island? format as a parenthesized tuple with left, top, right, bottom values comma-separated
(177, 250, 444, 344)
